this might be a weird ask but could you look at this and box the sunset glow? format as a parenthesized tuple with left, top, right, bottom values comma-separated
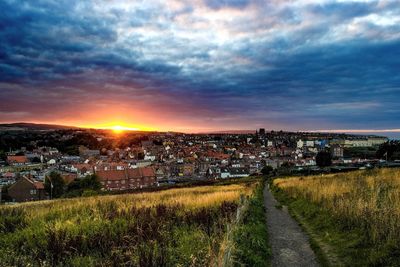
(80, 122, 146, 132)
(109, 125, 139, 134)
(0, 0, 399, 135)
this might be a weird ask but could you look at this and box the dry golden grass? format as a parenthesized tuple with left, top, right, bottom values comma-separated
(0, 182, 259, 266)
(12, 183, 256, 221)
(274, 168, 400, 246)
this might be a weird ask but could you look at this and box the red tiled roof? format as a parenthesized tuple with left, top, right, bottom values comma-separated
(97, 167, 156, 182)
(140, 167, 155, 177)
(33, 181, 44, 190)
(7, 155, 28, 163)
(206, 151, 230, 160)
(3, 172, 15, 178)
(127, 168, 141, 179)
(73, 163, 93, 171)
(96, 170, 127, 181)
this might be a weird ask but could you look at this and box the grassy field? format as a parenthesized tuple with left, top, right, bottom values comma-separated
(0, 182, 259, 266)
(273, 168, 400, 266)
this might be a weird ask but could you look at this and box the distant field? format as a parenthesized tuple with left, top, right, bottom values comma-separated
(273, 168, 400, 266)
(0, 182, 257, 266)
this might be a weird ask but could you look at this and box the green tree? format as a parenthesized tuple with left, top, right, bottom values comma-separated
(79, 174, 102, 191)
(316, 151, 332, 167)
(31, 157, 41, 163)
(281, 161, 294, 168)
(0, 150, 6, 161)
(44, 172, 65, 199)
(66, 174, 102, 197)
(1, 184, 12, 202)
(261, 166, 273, 176)
(376, 141, 400, 160)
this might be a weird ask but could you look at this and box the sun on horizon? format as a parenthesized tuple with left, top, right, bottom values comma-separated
(109, 125, 140, 134)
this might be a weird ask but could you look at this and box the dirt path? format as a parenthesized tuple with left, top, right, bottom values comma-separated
(264, 185, 320, 267)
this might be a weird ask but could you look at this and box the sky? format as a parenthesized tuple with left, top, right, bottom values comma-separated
(0, 0, 399, 135)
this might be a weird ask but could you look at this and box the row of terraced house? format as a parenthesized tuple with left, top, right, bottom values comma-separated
(95, 166, 157, 191)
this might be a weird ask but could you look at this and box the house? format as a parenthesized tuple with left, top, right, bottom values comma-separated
(331, 145, 344, 158)
(177, 163, 195, 177)
(263, 159, 280, 169)
(219, 167, 249, 178)
(94, 163, 129, 171)
(8, 176, 46, 202)
(96, 167, 156, 191)
(228, 167, 250, 178)
(0, 172, 16, 185)
(70, 163, 94, 177)
(7, 155, 29, 166)
(79, 146, 100, 157)
(155, 168, 167, 181)
(220, 168, 230, 179)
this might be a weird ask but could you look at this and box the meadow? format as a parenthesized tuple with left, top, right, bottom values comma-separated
(0, 182, 258, 266)
(273, 168, 400, 266)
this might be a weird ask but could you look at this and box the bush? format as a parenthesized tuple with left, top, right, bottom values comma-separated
(0, 207, 27, 233)
(261, 166, 273, 176)
(64, 174, 102, 198)
(316, 151, 332, 167)
(44, 172, 65, 198)
(82, 190, 98, 197)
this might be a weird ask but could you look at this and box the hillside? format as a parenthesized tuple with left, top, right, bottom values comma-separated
(0, 182, 263, 266)
(273, 168, 400, 266)
(0, 122, 79, 131)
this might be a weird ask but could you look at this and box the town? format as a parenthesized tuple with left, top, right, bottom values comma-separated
(0, 126, 398, 203)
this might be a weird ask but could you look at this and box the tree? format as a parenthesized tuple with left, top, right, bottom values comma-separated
(66, 174, 102, 196)
(261, 166, 273, 176)
(316, 151, 332, 167)
(78, 174, 102, 191)
(1, 184, 12, 202)
(0, 150, 6, 161)
(44, 172, 65, 199)
(281, 161, 294, 168)
(376, 141, 400, 160)
(31, 157, 41, 163)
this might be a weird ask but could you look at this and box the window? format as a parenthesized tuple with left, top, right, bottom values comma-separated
(30, 189, 37, 195)
(121, 180, 126, 184)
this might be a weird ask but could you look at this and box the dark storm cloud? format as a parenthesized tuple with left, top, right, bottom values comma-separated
(0, 0, 399, 130)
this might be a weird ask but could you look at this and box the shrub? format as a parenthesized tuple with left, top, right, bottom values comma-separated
(0, 207, 27, 233)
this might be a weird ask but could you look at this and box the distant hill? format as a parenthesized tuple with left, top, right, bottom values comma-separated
(0, 122, 79, 131)
(199, 130, 255, 134)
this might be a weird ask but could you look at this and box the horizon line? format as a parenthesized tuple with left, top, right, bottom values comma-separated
(1, 121, 400, 135)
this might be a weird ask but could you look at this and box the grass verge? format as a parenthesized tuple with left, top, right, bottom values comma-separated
(231, 180, 271, 267)
(272, 186, 341, 267)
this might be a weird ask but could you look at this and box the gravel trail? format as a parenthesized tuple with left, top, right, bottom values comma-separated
(264, 186, 320, 267)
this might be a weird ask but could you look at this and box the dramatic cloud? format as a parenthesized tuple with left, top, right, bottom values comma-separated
(0, 0, 399, 132)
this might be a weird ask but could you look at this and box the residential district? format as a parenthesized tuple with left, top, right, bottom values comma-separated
(0, 127, 398, 203)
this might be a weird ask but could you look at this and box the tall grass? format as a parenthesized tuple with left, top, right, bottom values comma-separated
(0, 183, 256, 266)
(273, 168, 400, 266)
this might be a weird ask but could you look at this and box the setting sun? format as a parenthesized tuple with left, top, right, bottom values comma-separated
(110, 125, 139, 133)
